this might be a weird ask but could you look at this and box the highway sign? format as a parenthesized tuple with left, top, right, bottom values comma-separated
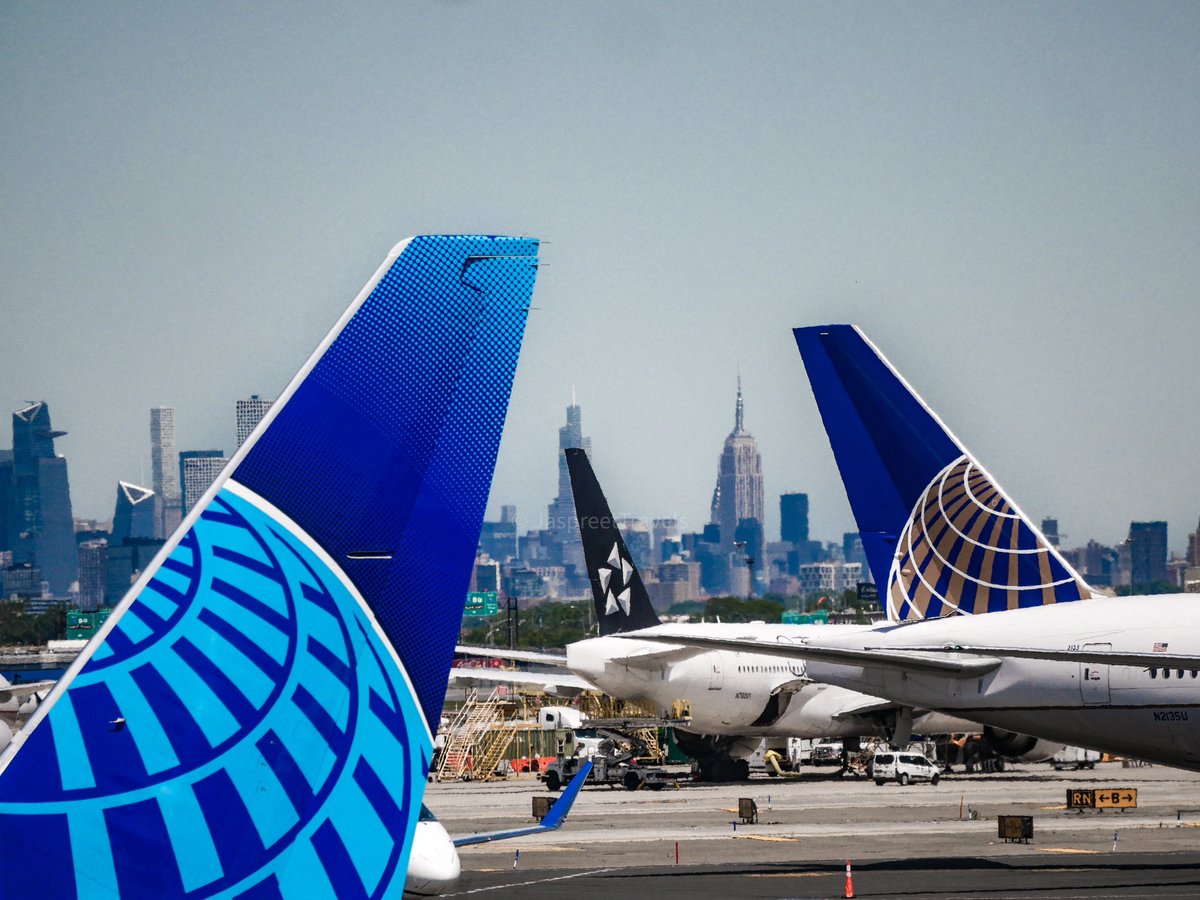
(464, 591, 499, 617)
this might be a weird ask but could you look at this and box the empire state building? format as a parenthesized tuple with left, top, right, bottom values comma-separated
(710, 379, 764, 547)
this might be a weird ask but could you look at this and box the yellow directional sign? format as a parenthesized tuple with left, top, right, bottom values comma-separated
(1095, 788, 1137, 809)
(1067, 787, 1137, 810)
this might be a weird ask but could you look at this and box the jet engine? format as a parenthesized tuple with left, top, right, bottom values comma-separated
(982, 726, 1063, 762)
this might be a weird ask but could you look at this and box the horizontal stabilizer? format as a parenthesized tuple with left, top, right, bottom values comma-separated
(453, 761, 592, 846)
(611, 644, 707, 670)
(455, 645, 569, 667)
(447, 668, 593, 694)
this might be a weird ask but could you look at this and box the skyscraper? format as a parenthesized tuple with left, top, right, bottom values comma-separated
(111, 481, 157, 546)
(5, 402, 77, 595)
(780, 492, 809, 545)
(236, 395, 274, 448)
(545, 396, 591, 572)
(180, 451, 227, 513)
(1128, 520, 1168, 590)
(710, 379, 764, 549)
(150, 406, 181, 538)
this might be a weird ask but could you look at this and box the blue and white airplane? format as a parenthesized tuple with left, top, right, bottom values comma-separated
(0, 236, 546, 898)
(625, 324, 1200, 770)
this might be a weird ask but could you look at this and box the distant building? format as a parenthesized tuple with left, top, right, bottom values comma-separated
(733, 517, 764, 594)
(1128, 521, 1168, 589)
(505, 567, 547, 600)
(150, 407, 182, 539)
(545, 397, 591, 573)
(656, 556, 701, 601)
(180, 451, 226, 513)
(77, 539, 108, 612)
(653, 518, 680, 564)
(798, 561, 862, 595)
(780, 493, 809, 546)
(2, 562, 43, 600)
(0, 450, 11, 553)
(110, 481, 157, 546)
(5, 402, 77, 595)
(236, 395, 274, 448)
(105, 539, 164, 605)
(843, 532, 870, 575)
(617, 517, 653, 573)
(710, 379, 764, 551)
(1187, 518, 1200, 567)
(479, 519, 518, 563)
(471, 554, 502, 594)
(1040, 517, 1060, 548)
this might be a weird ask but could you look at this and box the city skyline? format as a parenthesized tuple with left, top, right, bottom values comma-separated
(7, 388, 1197, 566)
(3, 5, 1199, 550)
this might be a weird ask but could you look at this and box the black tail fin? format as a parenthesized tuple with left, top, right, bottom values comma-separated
(565, 448, 661, 634)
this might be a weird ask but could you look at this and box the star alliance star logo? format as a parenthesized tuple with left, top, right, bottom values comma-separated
(597, 541, 634, 616)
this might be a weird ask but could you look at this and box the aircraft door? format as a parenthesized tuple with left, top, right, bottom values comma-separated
(708, 652, 724, 691)
(1079, 643, 1111, 705)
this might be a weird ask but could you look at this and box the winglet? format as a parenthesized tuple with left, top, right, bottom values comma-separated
(452, 760, 592, 846)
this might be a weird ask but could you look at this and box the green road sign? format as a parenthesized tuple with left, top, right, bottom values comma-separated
(464, 591, 499, 617)
(782, 609, 829, 625)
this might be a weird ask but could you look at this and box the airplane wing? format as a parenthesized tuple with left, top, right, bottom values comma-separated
(0, 679, 55, 703)
(910, 644, 1200, 669)
(448, 667, 594, 694)
(619, 631, 1002, 676)
(456, 645, 569, 667)
(612, 644, 706, 670)
(452, 761, 592, 846)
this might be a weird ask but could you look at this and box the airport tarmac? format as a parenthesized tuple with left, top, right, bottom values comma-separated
(428, 761, 1200, 897)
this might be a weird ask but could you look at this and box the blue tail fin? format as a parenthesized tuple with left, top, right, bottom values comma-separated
(793, 324, 1090, 623)
(0, 236, 540, 898)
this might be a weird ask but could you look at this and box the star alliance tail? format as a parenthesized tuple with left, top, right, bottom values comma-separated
(565, 447, 661, 635)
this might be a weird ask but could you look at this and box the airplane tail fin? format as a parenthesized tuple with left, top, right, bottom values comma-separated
(0, 236, 540, 898)
(565, 448, 661, 634)
(793, 324, 1090, 623)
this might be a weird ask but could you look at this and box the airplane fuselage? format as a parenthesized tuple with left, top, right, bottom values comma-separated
(568, 624, 918, 740)
(769, 595, 1200, 769)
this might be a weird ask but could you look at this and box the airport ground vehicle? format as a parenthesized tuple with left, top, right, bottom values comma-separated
(807, 738, 846, 766)
(541, 725, 675, 791)
(1053, 746, 1102, 770)
(872, 751, 941, 786)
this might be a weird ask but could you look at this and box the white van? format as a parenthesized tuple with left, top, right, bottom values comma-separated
(872, 751, 940, 786)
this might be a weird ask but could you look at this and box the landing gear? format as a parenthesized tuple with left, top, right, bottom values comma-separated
(675, 730, 752, 783)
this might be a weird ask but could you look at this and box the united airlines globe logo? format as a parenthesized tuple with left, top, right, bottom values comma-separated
(0, 483, 429, 897)
(887, 456, 1091, 621)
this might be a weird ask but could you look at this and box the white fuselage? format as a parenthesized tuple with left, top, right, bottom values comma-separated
(764, 594, 1200, 769)
(404, 819, 460, 896)
(565, 623, 961, 740)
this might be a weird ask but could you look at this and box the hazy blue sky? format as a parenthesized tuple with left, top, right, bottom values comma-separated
(3, 2, 1198, 552)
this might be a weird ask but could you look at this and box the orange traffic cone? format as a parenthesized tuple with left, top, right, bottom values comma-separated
(845, 859, 855, 898)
